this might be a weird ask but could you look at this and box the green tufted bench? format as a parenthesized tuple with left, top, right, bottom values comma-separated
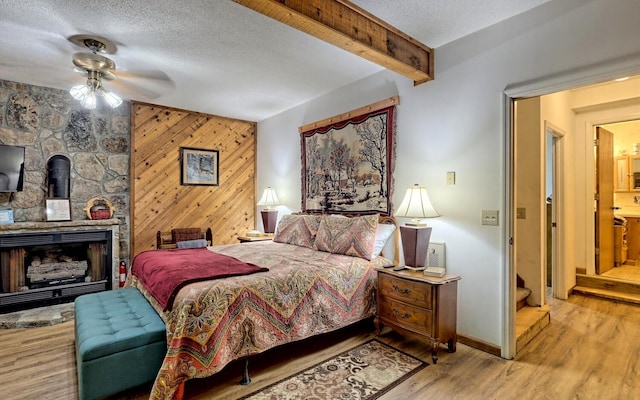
(74, 288, 167, 400)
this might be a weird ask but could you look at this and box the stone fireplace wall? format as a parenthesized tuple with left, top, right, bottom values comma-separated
(0, 79, 130, 263)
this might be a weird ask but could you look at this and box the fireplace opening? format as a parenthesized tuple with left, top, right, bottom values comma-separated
(0, 229, 112, 313)
(26, 242, 103, 288)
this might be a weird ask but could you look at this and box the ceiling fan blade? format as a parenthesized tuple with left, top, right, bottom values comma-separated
(107, 79, 164, 100)
(114, 70, 174, 88)
(1, 60, 81, 87)
(110, 69, 175, 99)
(1, 21, 69, 54)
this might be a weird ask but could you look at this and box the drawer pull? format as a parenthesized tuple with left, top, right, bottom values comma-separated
(393, 308, 411, 319)
(392, 284, 411, 295)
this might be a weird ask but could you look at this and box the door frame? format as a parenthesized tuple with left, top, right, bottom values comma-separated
(502, 58, 640, 359)
(545, 121, 567, 300)
(580, 113, 640, 275)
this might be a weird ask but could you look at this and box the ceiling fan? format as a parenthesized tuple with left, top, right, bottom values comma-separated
(69, 37, 123, 109)
(68, 35, 173, 109)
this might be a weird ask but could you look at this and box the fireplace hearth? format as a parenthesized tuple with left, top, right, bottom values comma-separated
(0, 220, 119, 313)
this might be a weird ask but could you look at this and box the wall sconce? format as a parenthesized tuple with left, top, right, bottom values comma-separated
(257, 186, 280, 234)
(394, 184, 441, 270)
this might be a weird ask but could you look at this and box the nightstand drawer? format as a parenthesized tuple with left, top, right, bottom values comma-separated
(379, 273, 432, 309)
(378, 296, 432, 334)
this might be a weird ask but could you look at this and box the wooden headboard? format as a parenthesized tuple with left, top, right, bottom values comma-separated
(378, 215, 400, 266)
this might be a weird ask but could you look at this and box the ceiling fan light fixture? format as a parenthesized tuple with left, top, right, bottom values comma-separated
(80, 90, 97, 109)
(102, 89, 122, 108)
(70, 70, 121, 109)
(69, 84, 91, 101)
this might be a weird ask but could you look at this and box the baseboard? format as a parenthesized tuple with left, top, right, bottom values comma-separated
(457, 333, 501, 357)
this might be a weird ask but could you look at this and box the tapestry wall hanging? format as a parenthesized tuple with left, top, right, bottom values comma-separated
(300, 97, 397, 215)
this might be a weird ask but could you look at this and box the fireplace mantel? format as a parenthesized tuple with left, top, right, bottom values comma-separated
(0, 219, 120, 234)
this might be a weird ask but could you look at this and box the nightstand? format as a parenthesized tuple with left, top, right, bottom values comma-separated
(375, 268, 460, 364)
(237, 234, 274, 243)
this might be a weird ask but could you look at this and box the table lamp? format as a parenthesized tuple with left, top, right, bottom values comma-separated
(257, 186, 280, 234)
(394, 184, 441, 270)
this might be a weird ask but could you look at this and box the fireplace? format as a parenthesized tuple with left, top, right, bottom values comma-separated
(0, 220, 119, 313)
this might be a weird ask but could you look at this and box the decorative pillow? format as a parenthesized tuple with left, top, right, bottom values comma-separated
(372, 223, 396, 259)
(176, 239, 208, 249)
(314, 214, 378, 260)
(273, 214, 321, 248)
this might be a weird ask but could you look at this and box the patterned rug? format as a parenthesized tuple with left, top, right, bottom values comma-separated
(240, 340, 427, 400)
(0, 302, 74, 329)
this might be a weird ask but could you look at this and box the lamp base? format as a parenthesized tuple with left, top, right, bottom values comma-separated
(400, 225, 432, 268)
(261, 209, 278, 234)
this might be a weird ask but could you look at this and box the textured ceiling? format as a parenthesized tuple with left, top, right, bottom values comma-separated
(0, 0, 552, 121)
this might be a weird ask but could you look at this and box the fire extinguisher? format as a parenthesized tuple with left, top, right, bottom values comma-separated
(119, 261, 127, 288)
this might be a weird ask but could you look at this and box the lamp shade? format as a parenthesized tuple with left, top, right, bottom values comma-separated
(69, 84, 91, 101)
(102, 90, 123, 108)
(257, 187, 280, 209)
(394, 184, 441, 219)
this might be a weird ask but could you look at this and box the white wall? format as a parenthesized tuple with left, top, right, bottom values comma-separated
(256, 0, 640, 349)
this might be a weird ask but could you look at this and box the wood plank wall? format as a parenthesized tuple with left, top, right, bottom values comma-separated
(130, 102, 256, 256)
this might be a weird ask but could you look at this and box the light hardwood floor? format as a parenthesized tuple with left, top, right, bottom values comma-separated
(601, 262, 640, 282)
(2, 292, 640, 400)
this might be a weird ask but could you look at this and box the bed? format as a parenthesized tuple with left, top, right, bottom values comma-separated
(129, 213, 399, 400)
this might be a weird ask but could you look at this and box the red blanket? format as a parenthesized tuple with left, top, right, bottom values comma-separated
(131, 248, 268, 310)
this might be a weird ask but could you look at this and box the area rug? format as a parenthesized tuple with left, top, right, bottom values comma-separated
(240, 340, 427, 400)
(0, 303, 74, 329)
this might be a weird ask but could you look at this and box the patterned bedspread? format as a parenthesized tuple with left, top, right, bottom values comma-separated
(129, 241, 393, 400)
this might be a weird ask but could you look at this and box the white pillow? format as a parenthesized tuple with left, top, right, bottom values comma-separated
(372, 223, 396, 258)
(176, 239, 208, 248)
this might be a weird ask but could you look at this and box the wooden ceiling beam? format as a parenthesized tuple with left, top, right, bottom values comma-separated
(233, 0, 434, 85)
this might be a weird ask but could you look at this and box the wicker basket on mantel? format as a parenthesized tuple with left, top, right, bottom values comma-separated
(83, 197, 115, 220)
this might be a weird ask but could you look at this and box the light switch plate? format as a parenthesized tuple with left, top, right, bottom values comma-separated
(446, 171, 455, 185)
(482, 210, 499, 226)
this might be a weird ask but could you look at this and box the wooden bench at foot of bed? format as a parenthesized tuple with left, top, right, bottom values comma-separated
(74, 288, 167, 400)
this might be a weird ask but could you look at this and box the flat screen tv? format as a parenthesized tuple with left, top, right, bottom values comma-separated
(0, 144, 25, 192)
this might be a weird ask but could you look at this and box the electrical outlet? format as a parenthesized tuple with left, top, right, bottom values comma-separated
(446, 171, 455, 185)
(482, 210, 499, 226)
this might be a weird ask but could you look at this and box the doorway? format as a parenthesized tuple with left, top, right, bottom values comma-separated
(510, 99, 560, 354)
(595, 120, 640, 283)
(506, 74, 640, 359)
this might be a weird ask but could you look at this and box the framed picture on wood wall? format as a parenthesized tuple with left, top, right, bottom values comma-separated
(45, 198, 72, 222)
(180, 147, 219, 186)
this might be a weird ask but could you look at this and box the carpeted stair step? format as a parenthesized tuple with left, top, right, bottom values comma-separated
(516, 286, 531, 311)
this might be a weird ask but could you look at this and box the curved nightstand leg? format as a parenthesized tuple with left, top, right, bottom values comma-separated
(431, 342, 439, 364)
